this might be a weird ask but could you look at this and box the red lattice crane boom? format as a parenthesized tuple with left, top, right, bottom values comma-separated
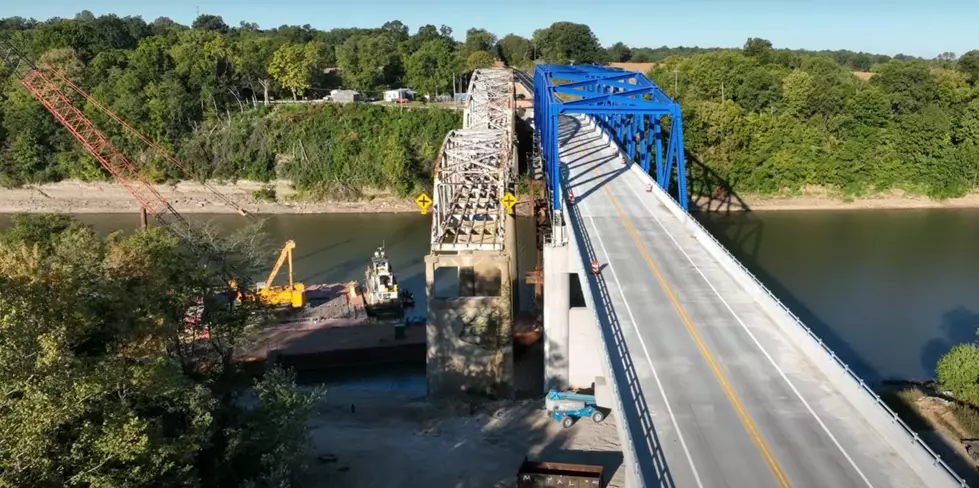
(0, 36, 250, 236)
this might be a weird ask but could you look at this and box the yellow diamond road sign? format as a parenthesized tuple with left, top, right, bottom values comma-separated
(415, 192, 433, 215)
(500, 192, 517, 215)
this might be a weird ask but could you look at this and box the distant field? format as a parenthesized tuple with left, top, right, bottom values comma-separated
(608, 62, 658, 73)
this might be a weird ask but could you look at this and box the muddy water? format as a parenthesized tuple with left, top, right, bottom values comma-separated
(5, 208, 979, 383)
(0, 212, 540, 320)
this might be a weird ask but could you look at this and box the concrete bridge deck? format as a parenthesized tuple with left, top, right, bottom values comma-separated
(559, 114, 960, 488)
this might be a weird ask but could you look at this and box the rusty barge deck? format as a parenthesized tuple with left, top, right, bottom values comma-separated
(239, 282, 426, 372)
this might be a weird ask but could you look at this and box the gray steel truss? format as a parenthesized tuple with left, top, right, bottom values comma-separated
(431, 68, 515, 252)
(464, 68, 515, 133)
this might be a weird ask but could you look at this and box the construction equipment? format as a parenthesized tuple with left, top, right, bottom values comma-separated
(545, 389, 608, 429)
(229, 240, 305, 309)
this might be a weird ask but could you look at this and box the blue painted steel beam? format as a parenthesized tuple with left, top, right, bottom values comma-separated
(532, 64, 689, 212)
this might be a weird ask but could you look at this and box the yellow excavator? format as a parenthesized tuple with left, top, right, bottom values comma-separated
(229, 240, 306, 309)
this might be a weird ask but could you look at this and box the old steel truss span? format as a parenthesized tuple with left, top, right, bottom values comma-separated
(431, 129, 510, 252)
(431, 67, 516, 252)
(464, 68, 515, 134)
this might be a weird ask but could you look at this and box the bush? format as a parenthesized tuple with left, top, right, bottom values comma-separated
(252, 184, 277, 202)
(936, 343, 979, 405)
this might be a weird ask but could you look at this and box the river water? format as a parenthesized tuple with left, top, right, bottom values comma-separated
(3, 208, 977, 383)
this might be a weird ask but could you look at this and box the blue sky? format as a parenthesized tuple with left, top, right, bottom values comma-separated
(4, 0, 978, 58)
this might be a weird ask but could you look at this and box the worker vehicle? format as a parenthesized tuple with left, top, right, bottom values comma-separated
(545, 389, 607, 428)
(229, 240, 305, 309)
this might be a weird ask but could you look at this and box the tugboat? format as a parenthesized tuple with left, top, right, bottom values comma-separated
(363, 244, 414, 317)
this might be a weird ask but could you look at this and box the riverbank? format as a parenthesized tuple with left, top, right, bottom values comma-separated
(0, 180, 538, 216)
(0, 180, 423, 215)
(882, 386, 979, 484)
(5, 180, 979, 216)
(692, 188, 979, 212)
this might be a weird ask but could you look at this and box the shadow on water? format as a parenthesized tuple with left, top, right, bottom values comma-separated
(921, 307, 979, 376)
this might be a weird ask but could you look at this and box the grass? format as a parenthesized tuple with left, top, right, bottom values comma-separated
(950, 403, 979, 438)
(251, 184, 277, 202)
(881, 386, 979, 439)
(880, 387, 931, 431)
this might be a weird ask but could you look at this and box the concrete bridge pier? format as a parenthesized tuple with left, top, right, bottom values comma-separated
(543, 232, 603, 393)
(425, 251, 515, 399)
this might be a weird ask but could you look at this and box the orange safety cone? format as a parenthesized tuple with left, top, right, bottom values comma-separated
(568, 190, 575, 205)
(646, 184, 653, 192)
(591, 260, 600, 275)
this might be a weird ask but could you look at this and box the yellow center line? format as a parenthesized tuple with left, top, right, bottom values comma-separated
(592, 167, 792, 488)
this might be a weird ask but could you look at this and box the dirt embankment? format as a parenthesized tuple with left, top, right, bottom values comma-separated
(692, 188, 979, 213)
(5, 179, 979, 216)
(0, 180, 420, 215)
(0, 179, 541, 216)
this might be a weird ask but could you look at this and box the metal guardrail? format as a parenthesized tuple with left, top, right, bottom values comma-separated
(514, 69, 534, 91)
(575, 113, 970, 487)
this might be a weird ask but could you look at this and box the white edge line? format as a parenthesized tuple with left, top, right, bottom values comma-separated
(583, 191, 705, 488)
(620, 169, 875, 488)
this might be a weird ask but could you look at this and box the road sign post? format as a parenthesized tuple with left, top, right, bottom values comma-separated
(416, 193, 433, 215)
(501, 192, 517, 215)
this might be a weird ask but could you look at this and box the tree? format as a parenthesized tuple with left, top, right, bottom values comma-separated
(381, 20, 410, 42)
(0, 214, 323, 488)
(464, 28, 497, 55)
(871, 60, 938, 113)
(467, 50, 495, 72)
(335, 34, 400, 93)
(37, 47, 84, 79)
(958, 50, 979, 85)
(192, 14, 229, 34)
(936, 343, 979, 405)
(406, 38, 462, 96)
(495, 34, 533, 67)
(233, 35, 278, 105)
(606, 42, 632, 63)
(267, 41, 326, 99)
(532, 22, 604, 64)
(743, 37, 773, 63)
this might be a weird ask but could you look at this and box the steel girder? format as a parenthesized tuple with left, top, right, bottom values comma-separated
(431, 68, 515, 252)
(533, 64, 688, 212)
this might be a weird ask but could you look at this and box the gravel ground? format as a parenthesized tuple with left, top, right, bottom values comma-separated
(304, 386, 625, 488)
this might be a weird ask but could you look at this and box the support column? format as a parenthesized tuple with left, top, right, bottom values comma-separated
(543, 243, 570, 391)
(426, 252, 514, 399)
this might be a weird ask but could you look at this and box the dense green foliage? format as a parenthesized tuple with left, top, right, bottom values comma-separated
(0, 214, 322, 487)
(1, 12, 977, 199)
(937, 343, 979, 405)
(649, 41, 979, 198)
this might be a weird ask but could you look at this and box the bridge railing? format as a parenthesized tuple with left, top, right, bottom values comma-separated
(578, 113, 968, 487)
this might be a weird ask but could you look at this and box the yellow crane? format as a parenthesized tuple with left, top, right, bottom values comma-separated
(229, 240, 306, 309)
